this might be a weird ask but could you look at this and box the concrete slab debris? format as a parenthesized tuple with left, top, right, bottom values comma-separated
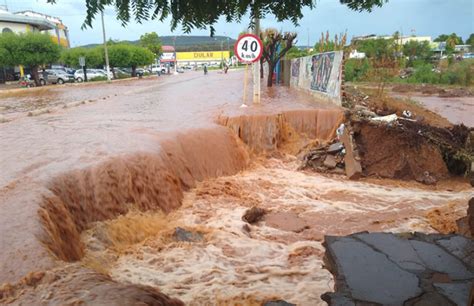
(340, 129, 362, 180)
(323, 155, 337, 169)
(327, 142, 344, 154)
(322, 232, 474, 306)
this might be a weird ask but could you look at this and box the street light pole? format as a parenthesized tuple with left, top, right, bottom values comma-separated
(221, 40, 224, 66)
(101, 11, 111, 82)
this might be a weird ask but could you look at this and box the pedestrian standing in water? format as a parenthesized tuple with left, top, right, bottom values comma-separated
(203, 65, 208, 75)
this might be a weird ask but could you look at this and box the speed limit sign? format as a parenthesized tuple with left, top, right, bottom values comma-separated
(234, 34, 263, 63)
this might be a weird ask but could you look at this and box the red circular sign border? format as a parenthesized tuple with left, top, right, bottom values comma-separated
(234, 33, 263, 64)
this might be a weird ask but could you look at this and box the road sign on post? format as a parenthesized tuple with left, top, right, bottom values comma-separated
(235, 34, 263, 106)
(79, 56, 87, 82)
(234, 34, 263, 64)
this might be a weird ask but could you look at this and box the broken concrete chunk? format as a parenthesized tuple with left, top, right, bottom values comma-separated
(409, 240, 473, 280)
(322, 233, 474, 305)
(436, 235, 474, 267)
(434, 282, 472, 306)
(370, 113, 398, 123)
(173, 227, 203, 242)
(327, 142, 343, 154)
(355, 233, 425, 271)
(242, 207, 267, 224)
(325, 236, 422, 305)
(340, 128, 362, 180)
(323, 155, 337, 169)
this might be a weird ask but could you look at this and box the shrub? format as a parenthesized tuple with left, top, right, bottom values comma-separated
(345, 58, 371, 82)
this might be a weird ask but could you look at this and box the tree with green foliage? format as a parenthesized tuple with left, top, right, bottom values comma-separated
(434, 33, 463, 44)
(260, 28, 297, 87)
(60, 47, 104, 68)
(0, 32, 16, 67)
(466, 33, 474, 51)
(403, 40, 432, 62)
(356, 38, 396, 59)
(139, 32, 162, 57)
(285, 46, 308, 59)
(107, 44, 132, 78)
(434, 33, 463, 54)
(129, 45, 155, 76)
(1, 32, 61, 86)
(47, 0, 387, 34)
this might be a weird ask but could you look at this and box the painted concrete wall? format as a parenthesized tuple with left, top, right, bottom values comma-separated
(0, 21, 30, 33)
(290, 51, 343, 106)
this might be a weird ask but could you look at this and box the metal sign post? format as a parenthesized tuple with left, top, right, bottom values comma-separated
(79, 56, 87, 82)
(234, 34, 263, 106)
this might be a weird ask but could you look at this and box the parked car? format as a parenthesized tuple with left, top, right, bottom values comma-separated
(95, 69, 114, 80)
(176, 67, 185, 73)
(151, 64, 166, 74)
(39, 69, 75, 85)
(74, 69, 106, 82)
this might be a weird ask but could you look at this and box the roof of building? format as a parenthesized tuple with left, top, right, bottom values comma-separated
(162, 45, 175, 52)
(0, 10, 56, 30)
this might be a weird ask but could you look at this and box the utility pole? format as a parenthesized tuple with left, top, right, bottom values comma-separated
(307, 28, 310, 51)
(101, 11, 111, 82)
(173, 36, 177, 74)
(252, 2, 261, 104)
(220, 40, 224, 66)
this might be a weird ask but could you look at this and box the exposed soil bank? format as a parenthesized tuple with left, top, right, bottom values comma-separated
(353, 120, 471, 180)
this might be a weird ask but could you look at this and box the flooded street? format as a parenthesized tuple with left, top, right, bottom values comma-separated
(0, 70, 472, 304)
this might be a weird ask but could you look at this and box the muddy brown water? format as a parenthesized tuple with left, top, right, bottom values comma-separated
(1, 71, 472, 305)
(393, 93, 474, 127)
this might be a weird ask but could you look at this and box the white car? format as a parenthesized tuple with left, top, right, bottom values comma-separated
(95, 69, 114, 80)
(74, 69, 106, 82)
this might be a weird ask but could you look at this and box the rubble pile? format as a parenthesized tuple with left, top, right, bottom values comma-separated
(301, 106, 473, 184)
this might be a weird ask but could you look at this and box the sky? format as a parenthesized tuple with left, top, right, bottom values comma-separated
(4, 0, 474, 47)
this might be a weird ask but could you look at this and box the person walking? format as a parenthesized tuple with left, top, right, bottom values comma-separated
(203, 65, 208, 75)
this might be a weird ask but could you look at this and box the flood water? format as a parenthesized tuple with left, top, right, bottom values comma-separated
(394, 93, 474, 127)
(0, 70, 472, 304)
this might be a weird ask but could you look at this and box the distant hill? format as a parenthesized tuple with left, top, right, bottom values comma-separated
(79, 35, 236, 52)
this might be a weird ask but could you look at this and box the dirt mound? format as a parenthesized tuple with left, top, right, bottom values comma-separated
(39, 127, 249, 262)
(0, 265, 184, 305)
(353, 121, 449, 180)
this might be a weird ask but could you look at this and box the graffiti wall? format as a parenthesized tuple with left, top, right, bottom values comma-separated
(291, 58, 300, 78)
(290, 51, 343, 106)
(311, 53, 335, 92)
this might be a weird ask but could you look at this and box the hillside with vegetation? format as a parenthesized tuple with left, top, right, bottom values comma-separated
(80, 35, 236, 52)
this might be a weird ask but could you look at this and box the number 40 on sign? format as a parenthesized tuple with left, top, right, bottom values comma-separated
(234, 34, 263, 64)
